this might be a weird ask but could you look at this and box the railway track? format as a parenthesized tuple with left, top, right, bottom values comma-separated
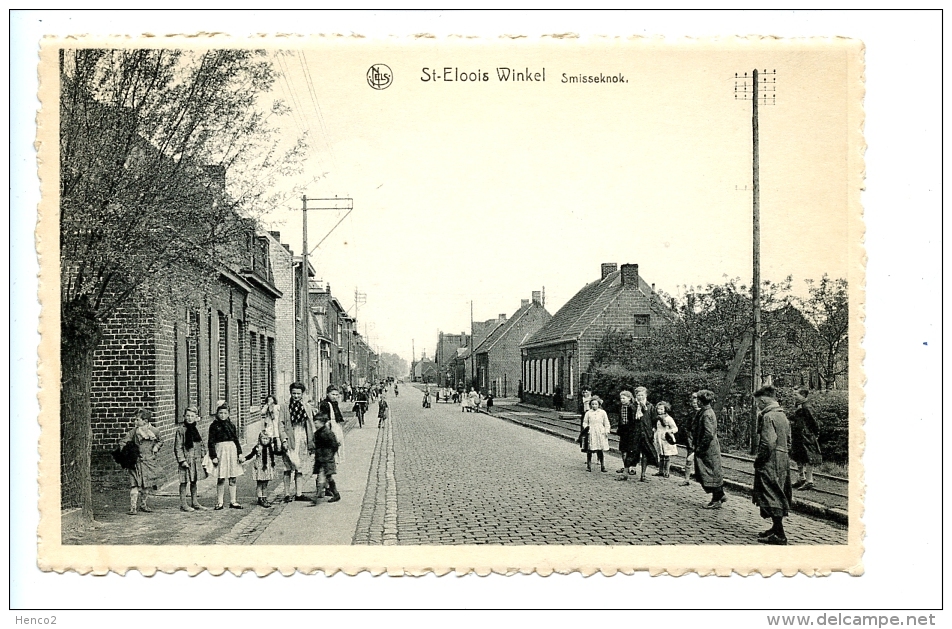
(488, 404, 849, 523)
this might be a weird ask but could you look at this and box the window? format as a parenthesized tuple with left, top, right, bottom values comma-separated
(186, 311, 199, 409)
(217, 313, 227, 403)
(633, 314, 650, 338)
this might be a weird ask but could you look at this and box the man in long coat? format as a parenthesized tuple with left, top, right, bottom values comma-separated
(680, 391, 702, 486)
(752, 385, 794, 545)
(278, 382, 316, 503)
(790, 388, 823, 491)
(693, 389, 725, 508)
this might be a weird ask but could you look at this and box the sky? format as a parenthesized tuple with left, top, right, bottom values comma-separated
(255, 39, 859, 363)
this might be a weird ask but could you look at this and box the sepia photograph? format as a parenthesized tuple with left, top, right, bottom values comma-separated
(35, 32, 867, 577)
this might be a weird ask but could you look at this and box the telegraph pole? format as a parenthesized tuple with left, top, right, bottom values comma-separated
(735, 68, 775, 453)
(470, 300, 475, 389)
(298, 195, 354, 388)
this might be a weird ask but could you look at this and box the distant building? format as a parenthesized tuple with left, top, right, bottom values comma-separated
(412, 351, 439, 383)
(435, 331, 470, 387)
(473, 294, 552, 397)
(520, 263, 672, 409)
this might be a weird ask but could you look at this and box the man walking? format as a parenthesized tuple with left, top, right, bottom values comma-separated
(790, 388, 823, 491)
(693, 390, 726, 509)
(680, 392, 701, 486)
(751, 385, 794, 544)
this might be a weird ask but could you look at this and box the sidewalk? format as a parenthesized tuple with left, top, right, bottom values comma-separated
(62, 411, 369, 545)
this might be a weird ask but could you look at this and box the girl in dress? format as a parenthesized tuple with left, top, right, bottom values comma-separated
(121, 408, 163, 515)
(653, 401, 679, 478)
(208, 401, 244, 510)
(244, 430, 277, 508)
(582, 397, 611, 472)
(173, 405, 208, 512)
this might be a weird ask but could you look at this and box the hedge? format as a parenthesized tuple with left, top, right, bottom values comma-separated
(587, 367, 849, 462)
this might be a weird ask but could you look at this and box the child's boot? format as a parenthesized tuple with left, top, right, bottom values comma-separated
(327, 479, 341, 503)
(128, 489, 138, 515)
(139, 492, 153, 513)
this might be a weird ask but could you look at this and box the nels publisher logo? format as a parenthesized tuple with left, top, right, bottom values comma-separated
(367, 64, 392, 90)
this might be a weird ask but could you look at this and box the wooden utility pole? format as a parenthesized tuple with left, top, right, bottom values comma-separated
(470, 301, 475, 389)
(301, 195, 309, 384)
(735, 69, 775, 453)
(299, 195, 354, 387)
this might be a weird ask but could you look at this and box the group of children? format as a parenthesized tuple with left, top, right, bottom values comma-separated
(117, 381, 395, 515)
(578, 387, 680, 479)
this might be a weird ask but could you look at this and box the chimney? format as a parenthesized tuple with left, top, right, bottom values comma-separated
(269, 230, 282, 241)
(620, 263, 639, 287)
(499, 314, 507, 322)
(521, 299, 530, 308)
(601, 263, 618, 280)
(651, 283, 655, 292)
(531, 291, 542, 305)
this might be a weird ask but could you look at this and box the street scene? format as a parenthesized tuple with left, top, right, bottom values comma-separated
(47, 37, 860, 563)
(65, 384, 846, 546)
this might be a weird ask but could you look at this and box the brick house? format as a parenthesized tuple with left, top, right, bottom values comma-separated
(89, 231, 282, 487)
(520, 263, 672, 409)
(473, 295, 552, 397)
(435, 331, 470, 387)
(411, 352, 439, 383)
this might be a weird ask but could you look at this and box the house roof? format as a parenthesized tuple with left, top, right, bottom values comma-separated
(521, 270, 671, 349)
(474, 301, 546, 355)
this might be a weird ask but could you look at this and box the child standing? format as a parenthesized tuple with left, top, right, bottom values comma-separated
(244, 430, 277, 508)
(121, 408, 163, 515)
(208, 401, 244, 510)
(311, 416, 341, 504)
(582, 397, 611, 472)
(174, 405, 208, 512)
(653, 401, 679, 478)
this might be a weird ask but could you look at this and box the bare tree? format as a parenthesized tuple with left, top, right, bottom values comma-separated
(58, 48, 302, 519)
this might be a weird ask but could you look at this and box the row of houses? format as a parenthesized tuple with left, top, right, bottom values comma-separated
(418, 263, 671, 410)
(87, 228, 381, 487)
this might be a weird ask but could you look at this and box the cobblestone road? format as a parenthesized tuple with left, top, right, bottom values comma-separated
(355, 388, 848, 546)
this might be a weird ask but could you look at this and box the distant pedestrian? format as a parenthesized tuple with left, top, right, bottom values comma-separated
(486, 392, 494, 413)
(121, 408, 163, 515)
(692, 390, 726, 509)
(681, 392, 701, 486)
(752, 385, 793, 545)
(553, 385, 564, 412)
(278, 382, 315, 503)
(174, 405, 207, 512)
(244, 430, 278, 508)
(394, 384, 399, 397)
(353, 387, 369, 428)
(378, 392, 391, 427)
(653, 402, 679, 478)
(578, 387, 593, 428)
(790, 388, 822, 491)
(581, 397, 610, 472)
(208, 401, 244, 510)
(471, 388, 482, 412)
(311, 415, 341, 504)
